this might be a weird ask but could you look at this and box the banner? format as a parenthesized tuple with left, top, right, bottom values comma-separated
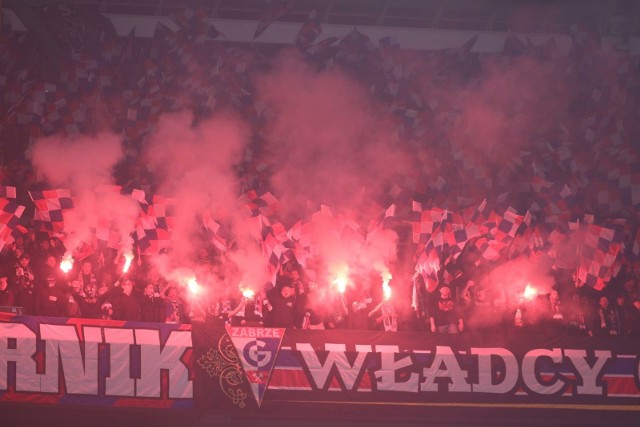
(0, 313, 193, 409)
(193, 320, 640, 419)
(2, 314, 640, 420)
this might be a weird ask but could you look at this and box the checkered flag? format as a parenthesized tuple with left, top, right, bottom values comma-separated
(28, 189, 74, 232)
(0, 199, 26, 251)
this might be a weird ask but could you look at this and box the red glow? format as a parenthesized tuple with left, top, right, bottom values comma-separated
(60, 255, 73, 274)
(187, 278, 201, 295)
(333, 276, 348, 294)
(382, 273, 392, 300)
(523, 283, 538, 300)
(122, 253, 134, 273)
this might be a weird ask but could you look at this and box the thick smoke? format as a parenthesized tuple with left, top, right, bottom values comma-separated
(27, 22, 579, 302)
(31, 133, 138, 257)
(32, 132, 123, 192)
(446, 55, 568, 164)
(466, 254, 556, 330)
(252, 50, 406, 288)
(227, 214, 277, 291)
(481, 255, 555, 300)
(228, 244, 273, 293)
(143, 111, 254, 276)
(255, 49, 409, 222)
(64, 190, 140, 257)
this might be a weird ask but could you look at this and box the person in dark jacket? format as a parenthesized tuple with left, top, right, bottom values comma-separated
(164, 286, 190, 324)
(140, 283, 165, 323)
(266, 282, 296, 328)
(0, 273, 15, 307)
(13, 254, 36, 315)
(34, 275, 66, 317)
(72, 281, 108, 319)
(112, 278, 141, 321)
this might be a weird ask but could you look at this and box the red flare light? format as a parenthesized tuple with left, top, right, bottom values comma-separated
(60, 255, 73, 274)
(187, 278, 200, 295)
(187, 277, 203, 296)
(332, 276, 348, 294)
(382, 272, 392, 300)
(122, 253, 134, 273)
(523, 283, 538, 300)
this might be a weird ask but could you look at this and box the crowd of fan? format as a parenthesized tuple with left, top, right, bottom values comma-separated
(1, 6, 640, 338)
(250, 258, 640, 339)
(1, 228, 639, 339)
(0, 232, 173, 322)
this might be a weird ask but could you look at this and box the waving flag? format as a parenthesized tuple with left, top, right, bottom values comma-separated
(203, 210, 230, 253)
(503, 33, 528, 56)
(253, 0, 297, 40)
(28, 189, 74, 232)
(296, 9, 321, 49)
(306, 36, 338, 56)
(93, 185, 146, 249)
(237, 190, 280, 218)
(130, 194, 175, 255)
(286, 220, 312, 268)
(453, 34, 479, 62)
(134, 210, 170, 255)
(367, 203, 396, 238)
(0, 199, 25, 250)
(0, 185, 16, 199)
(256, 215, 289, 282)
(147, 195, 176, 231)
(572, 220, 624, 290)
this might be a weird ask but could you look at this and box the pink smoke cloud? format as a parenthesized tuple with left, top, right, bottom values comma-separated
(143, 110, 253, 274)
(31, 132, 123, 192)
(255, 49, 410, 221)
(447, 55, 568, 164)
(31, 132, 137, 257)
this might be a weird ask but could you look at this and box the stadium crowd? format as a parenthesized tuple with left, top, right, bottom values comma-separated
(0, 231, 639, 339)
(0, 4, 639, 338)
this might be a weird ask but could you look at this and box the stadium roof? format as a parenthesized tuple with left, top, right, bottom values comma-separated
(8, 0, 640, 36)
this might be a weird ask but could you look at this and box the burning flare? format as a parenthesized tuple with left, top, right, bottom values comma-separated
(523, 283, 538, 301)
(60, 254, 74, 274)
(122, 252, 134, 274)
(242, 288, 255, 299)
(332, 275, 348, 294)
(187, 277, 201, 295)
(382, 273, 392, 300)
